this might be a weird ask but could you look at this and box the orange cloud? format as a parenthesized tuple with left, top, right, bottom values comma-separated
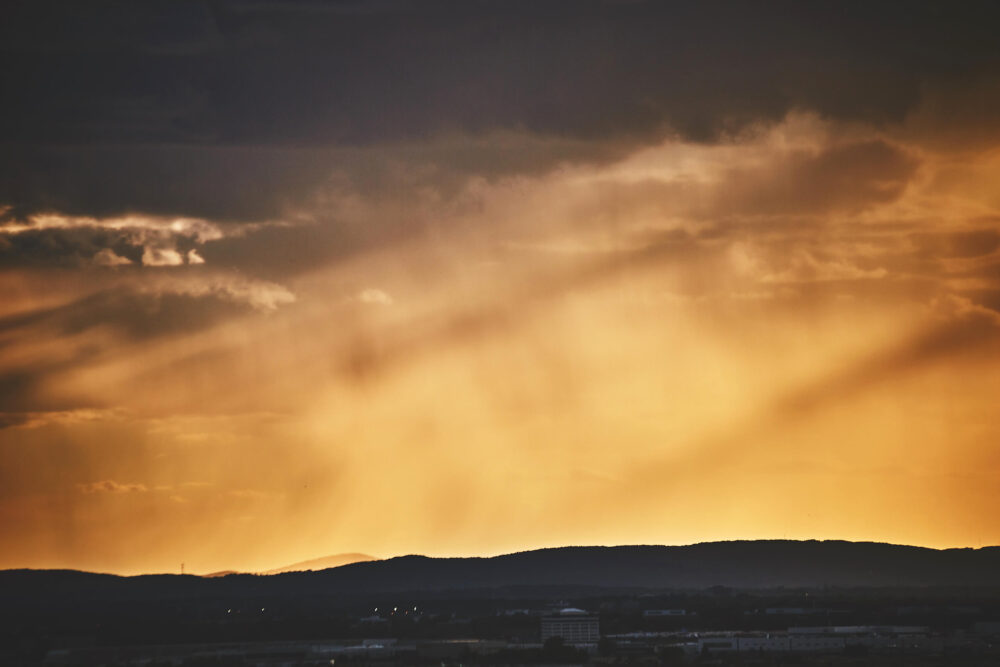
(77, 480, 148, 494)
(1, 113, 999, 574)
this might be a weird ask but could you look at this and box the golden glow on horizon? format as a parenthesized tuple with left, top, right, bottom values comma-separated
(1, 114, 999, 575)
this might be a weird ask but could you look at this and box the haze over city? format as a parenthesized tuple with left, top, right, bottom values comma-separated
(2, 1, 1000, 577)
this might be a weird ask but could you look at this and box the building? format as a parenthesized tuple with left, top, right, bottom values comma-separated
(541, 608, 600, 644)
(697, 637, 738, 653)
(789, 635, 846, 652)
(738, 636, 790, 652)
(643, 609, 687, 617)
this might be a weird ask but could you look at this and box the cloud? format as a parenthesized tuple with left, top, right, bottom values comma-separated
(0, 277, 297, 421)
(0, 211, 284, 270)
(0, 412, 31, 429)
(712, 139, 919, 217)
(142, 247, 185, 266)
(910, 228, 1000, 260)
(0, 212, 224, 241)
(161, 277, 296, 311)
(227, 489, 271, 500)
(77, 480, 148, 494)
(0, 113, 992, 427)
(0, 146, 338, 223)
(759, 250, 888, 284)
(92, 248, 132, 267)
(0, 226, 142, 269)
(357, 288, 393, 306)
(0, 288, 243, 342)
(0, 409, 125, 431)
(1, 2, 999, 226)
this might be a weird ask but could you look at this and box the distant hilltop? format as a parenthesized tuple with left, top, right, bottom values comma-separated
(3, 541, 1000, 603)
(300, 540, 1000, 591)
(260, 552, 376, 575)
(202, 552, 376, 577)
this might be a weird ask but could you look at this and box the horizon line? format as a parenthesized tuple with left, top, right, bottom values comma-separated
(4, 537, 998, 578)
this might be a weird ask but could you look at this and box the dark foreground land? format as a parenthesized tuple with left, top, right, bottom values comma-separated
(2, 541, 999, 666)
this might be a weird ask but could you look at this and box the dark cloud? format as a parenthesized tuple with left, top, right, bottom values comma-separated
(963, 289, 1000, 314)
(0, 146, 334, 223)
(2, 1, 1000, 222)
(0, 288, 248, 342)
(201, 219, 362, 278)
(911, 228, 1000, 259)
(0, 226, 144, 268)
(724, 140, 919, 216)
(0, 412, 32, 429)
(0, 358, 102, 420)
(903, 77, 1000, 150)
(0, 368, 60, 413)
(957, 260, 1000, 313)
(0, 288, 260, 420)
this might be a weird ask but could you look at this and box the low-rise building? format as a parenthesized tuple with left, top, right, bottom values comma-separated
(643, 609, 687, 617)
(541, 608, 600, 644)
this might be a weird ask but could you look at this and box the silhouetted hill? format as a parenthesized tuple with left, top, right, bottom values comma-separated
(305, 541, 1000, 592)
(199, 553, 375, 577)
(3, 541, 999, 605)
(261, 552, 375, 574)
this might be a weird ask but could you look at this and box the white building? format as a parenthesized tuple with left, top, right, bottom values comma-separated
(541, 608, 600, 644)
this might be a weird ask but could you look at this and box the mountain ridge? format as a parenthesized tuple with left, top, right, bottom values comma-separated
(200, 552, 376, 577)
(3, 540, 999, 598)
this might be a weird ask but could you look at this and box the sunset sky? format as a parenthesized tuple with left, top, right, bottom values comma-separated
(2, 1, 1000, 575)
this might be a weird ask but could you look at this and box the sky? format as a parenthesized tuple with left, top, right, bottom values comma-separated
(2, 0, 1000, 575)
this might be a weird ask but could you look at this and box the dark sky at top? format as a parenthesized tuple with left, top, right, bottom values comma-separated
(3, 0, 1000, 223)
